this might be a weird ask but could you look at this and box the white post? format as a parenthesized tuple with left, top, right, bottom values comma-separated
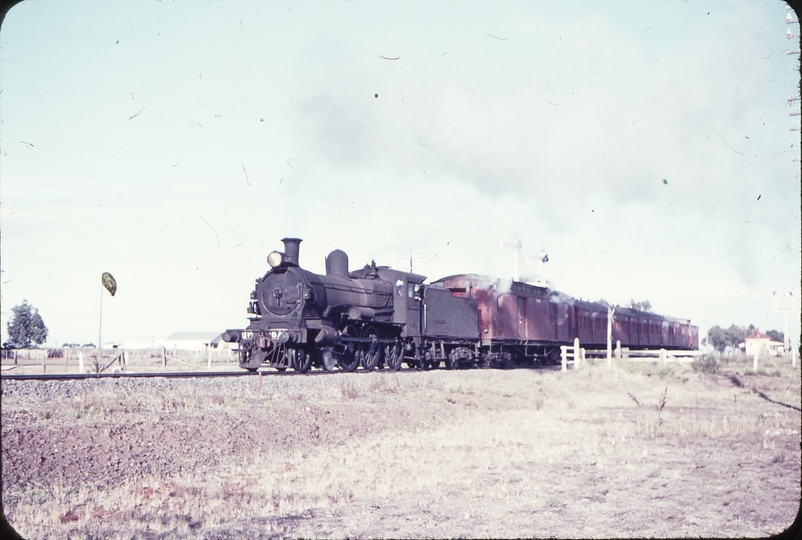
(561, 345, 567, 372)
(98, 287, 103, 367)
(753, 351, 759, 372)
(607, 305, 615, 368)
(659, 348, 666, 365)
(615, 340, 621, 359)
(79, 350, 84, 373)
(573, 338, 580, 367)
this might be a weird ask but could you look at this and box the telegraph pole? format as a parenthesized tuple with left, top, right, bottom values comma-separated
(98, 287, 103, 361)
(774, 287, 795, 366)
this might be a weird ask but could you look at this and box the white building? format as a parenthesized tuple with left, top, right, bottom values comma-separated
(743, 329, 785, 356)
(122, 331, 233, 352)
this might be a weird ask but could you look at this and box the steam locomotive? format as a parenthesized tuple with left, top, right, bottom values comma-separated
(221, 238, 698, 372)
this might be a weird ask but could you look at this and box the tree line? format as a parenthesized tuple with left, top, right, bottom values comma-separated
(705, 324, 784, 355)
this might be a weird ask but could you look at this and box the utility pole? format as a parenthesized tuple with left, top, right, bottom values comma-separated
(774, 287, 795, 366)
(607, 304, 616, 368)
(98, 287, 103, 361)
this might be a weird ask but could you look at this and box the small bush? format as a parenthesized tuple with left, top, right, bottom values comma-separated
(368, 375, 400, 394)
(691, 355, 719, 374)
(339, 380, 360, 400)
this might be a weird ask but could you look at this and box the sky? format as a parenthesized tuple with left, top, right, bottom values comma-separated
(0, 0, 800, 348)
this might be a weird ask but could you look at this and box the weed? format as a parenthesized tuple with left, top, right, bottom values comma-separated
(340, 380, 360, 400)
(547, 497, 565, 509)
(771, 453, 785, 464)
(627, 392, 643, 408)
(368, 375, 400, 394)
(31, 488, 49, 504)
(691, 355, 719, 374)
(655, 387, 668, 426)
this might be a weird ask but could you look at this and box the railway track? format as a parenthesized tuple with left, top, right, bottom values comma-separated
(0, 363, 562, 382)
(0, 369, 332, 382)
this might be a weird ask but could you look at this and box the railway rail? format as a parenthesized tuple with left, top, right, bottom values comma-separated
(0, 363, 564, 382)
(0, 369, 326, 382)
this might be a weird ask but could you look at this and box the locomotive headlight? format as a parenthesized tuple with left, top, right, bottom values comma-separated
(267, 251, 284, 268)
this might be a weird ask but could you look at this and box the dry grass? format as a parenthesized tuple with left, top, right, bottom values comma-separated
(3, 361, 800, 539)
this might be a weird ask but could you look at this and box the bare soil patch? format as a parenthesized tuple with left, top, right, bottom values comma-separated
(2, 361, 800, 538)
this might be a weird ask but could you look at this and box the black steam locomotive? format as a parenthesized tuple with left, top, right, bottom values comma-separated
(221, 238, 698, 372)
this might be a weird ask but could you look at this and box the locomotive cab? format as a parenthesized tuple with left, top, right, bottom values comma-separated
(349, 265, 426, 338)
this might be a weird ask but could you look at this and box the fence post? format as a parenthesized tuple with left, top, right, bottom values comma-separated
(615, 340, 621, 359)
(79, 351, 84, 373)
(64, 349, 68, 372)
(207, 345, 212, 368)
(561, 345, 567, 372)
(659, 348, 666, 365)
(573, 338, 580, 367)
(753, 351, 759, 372)
(162, 346, 167, 367)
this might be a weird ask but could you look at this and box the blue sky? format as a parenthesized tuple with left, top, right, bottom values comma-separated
(1, 0, 799, 347)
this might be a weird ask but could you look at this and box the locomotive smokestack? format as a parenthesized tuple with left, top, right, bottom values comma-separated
(281, 237, 302, 266)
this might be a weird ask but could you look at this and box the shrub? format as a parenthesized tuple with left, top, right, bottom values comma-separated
(691, 355, 719, 374)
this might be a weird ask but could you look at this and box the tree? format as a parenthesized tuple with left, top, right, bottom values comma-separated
(766, 329, 785, 344)
(725, 324, 745, 351)
(707, 325, 727, 355)
(6, 300, 48, 348)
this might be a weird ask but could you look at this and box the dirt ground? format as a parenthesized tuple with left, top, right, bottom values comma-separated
(2, 360, 800, 539)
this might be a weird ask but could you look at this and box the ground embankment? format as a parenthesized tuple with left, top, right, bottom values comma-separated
(2, 361, 799, 538)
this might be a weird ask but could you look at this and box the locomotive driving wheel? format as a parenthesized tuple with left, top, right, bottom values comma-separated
(385, 342, 403, 370)
(291, 348, 312, 373)
(338, 324, 360, 372)
(358, 326, 381, 370)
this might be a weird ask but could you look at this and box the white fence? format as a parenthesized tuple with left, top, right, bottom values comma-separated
(560, 338, 584, 371)
(1, 346, 237, 373)
(560, 339, 706, 370)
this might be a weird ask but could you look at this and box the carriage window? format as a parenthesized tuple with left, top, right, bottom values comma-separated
(396, 280, 404, 297)
(408, 283, 414, 298)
